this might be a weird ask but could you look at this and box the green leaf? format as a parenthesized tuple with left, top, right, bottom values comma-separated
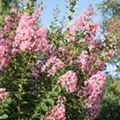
(32, 113, 43, 119)
(5, 97, 12, 104)
(48, 91, 58, 96)
(41, 105, 48, 112)
(0, 114, 8, 119)
(21, 101, 28, 105)
(47, 99, 55, 106)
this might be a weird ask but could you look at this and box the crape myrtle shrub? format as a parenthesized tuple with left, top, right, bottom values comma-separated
(0, 3, 115, 120)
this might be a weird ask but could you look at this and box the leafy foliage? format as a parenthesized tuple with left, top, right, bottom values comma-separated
(96, 78, 120, 120)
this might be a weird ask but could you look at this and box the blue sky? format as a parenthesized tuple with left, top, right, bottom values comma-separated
(39, 0, 103, 27)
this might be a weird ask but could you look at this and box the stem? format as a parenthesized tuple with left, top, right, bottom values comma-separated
(17, 53, 33, 120)
(0, 0, 3, 25)
(0, 100, 5, 116)
(0, 0, 2, 15)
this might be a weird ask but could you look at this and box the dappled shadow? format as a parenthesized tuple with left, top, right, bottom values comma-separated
(95, 96, 120, 120)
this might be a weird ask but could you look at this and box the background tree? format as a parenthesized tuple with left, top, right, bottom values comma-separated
(95, 77, 120, 120)
(98, 0, 120, 76)
(96, 1, 120, 120)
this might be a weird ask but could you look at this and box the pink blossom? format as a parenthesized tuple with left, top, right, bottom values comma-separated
(88, 40, 96, 51)
(75, 6, 98, 36)
(107, 49, 115, 59)
(81, 71, 106, 118)
(5, 16, 13, 25)
(59, 71, 78, 93)
(0, 11, 22, 42)
(19, 41, 31, 51)
(69, 26, 78, 36)
(10, 8, 17, 14)
(13, 13, 50, 53)
(75, 51, 90, 72)
(45, 103, 66, 120)
(35, 7, 42, 14)
(0, 40, 12, 70)
(0, 88, 8, 101)
(41, 56, 65, 76)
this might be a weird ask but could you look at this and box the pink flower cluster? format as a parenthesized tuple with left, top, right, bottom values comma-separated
(0, 8, 21, 41)
(75, 6, 98, 36)
(45, 103, 66, 120)
(13, 13, 49, 53)
(0, 8, 21, 69)
(59, 71, 78, 93)
(81, 71, 106, 118)
(75, 50, 90, 72)
(41, 56, 65, 76)
(69, 6, 99, 52)
(0, 40, 12, 70)
(75, 51, 105, 75)
(0, 8, 50, 69)
(0, 88, 8, 101)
